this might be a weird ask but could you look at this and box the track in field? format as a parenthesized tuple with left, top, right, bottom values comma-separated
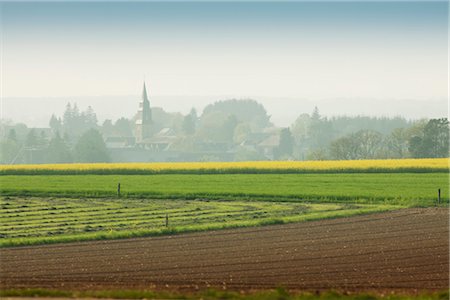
(0, 208, 448, 292)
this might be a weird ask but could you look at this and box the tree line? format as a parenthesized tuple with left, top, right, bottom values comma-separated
(289, 108, 449, 160)
(0, 100, 448, 164)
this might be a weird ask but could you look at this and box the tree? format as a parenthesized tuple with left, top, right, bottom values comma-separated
(84, 106, 98, 128)
(46, 132, 72, 163)
(330, 135, 359, 160)
(222, 115, 238, 142)
(201, 99, 271, 130)
(182, 108, 197, 135)
(62, 102, 98, 138)
(114, 118, 133, 136)
(409, 136, 426, 158)
(101, 119, 114, 136)
(307, 107, 333, 150)
(422, 118, 449, 157)
(7, 129, 17, 142)
(196, 112, 237, 143)
(74, 129, 110, 162)
(0, 130, 20, 164)
(49, 114, 62, 133)
(25, 129, 38, 147)
(276, 128, 294, 159)
(409, 118, 449, 158)
(329, 130, 383, 160)
(386, 128, 408, 158)
(354, 130, 383, 159)
(233, 123, 252, 144)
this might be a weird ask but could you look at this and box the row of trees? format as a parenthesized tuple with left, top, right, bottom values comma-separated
(288, 108, 448, 160)
(1, 103, 110, 164)
(0, 127, 110, 164)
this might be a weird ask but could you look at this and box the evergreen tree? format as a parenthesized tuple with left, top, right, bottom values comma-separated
(101, 119, 114, 136)
(84, 106, 98, 128)
(182, 108, 197, 135)
(277, 128, 294, 159)
(46, 132, 72, 163)
(49, 114, 62, 133)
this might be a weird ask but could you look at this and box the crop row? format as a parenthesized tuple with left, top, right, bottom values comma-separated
(0, 196, 393, 247)
(0, 158, 448, 175)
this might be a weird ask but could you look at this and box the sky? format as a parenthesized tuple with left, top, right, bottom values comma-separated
(0, 1, 448, 126)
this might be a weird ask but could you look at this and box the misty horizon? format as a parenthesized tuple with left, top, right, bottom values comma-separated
(1, 94, 448, 128)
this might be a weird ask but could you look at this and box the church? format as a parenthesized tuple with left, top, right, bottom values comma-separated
(132, 82, 177, 151)
(134, 82, 152, 143)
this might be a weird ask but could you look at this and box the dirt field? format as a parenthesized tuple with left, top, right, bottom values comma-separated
(0, 208, 448, 292)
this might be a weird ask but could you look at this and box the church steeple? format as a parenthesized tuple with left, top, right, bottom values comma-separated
(140, 81, 151, 122)
(135, 81, 152, 143)
(142, 82, 149, 103)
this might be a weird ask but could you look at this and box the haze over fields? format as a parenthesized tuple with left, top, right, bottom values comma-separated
(2, 96, 447, 128)
(1, 1, 448, 127)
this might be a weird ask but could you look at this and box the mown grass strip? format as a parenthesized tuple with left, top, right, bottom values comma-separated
(0, 203, 396, 247)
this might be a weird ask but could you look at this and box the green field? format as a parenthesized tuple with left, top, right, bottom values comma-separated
(0, 196, 396, 247)
(0, 172, 447, 247)
(1, 173, 448, 205)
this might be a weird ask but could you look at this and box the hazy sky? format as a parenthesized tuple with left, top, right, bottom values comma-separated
(1, 1, 448, 102)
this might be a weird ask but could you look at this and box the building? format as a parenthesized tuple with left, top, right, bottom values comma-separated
(135, 82, 152, 143)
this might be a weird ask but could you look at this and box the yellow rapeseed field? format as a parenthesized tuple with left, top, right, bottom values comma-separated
(0, 158, 448, 174)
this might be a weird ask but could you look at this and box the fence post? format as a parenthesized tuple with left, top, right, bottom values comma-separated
(165, 214, 169, 227)
(117, 183, 121, 198)
(438, 188, 441, 205)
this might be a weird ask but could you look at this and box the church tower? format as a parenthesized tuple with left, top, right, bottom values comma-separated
(135, 82, 152, 143)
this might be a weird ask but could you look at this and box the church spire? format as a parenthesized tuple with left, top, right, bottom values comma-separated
(135, 81, 152, 143)
(142, 82, 149, 102)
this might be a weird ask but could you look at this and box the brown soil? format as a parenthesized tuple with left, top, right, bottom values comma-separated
(1, 208, 448, 292)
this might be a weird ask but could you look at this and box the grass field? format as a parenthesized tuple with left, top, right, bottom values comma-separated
(0, 196, 396, 247)
(1, 173, 448, 205)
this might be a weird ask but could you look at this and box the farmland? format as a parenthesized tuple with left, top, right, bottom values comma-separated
(0, 158, 448, 297)
(0, 158, 447, 175)
(1, 208, 448, 293)
(0, 158, 448, 247)
(1, 173, 448, 205)
(0, 196, 396, 247)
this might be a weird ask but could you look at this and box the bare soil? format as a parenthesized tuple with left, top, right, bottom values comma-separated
(1, 208, 448, 293)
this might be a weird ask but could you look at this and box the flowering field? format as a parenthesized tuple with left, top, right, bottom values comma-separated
(0, 158, 448, 175)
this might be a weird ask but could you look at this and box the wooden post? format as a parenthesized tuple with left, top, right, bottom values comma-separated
(438, 188, 441, 205)
(117, 183, 121, 198)
(165, 214, 169, 227)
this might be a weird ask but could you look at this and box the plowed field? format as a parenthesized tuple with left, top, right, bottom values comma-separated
(1, 208, 448, 292)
